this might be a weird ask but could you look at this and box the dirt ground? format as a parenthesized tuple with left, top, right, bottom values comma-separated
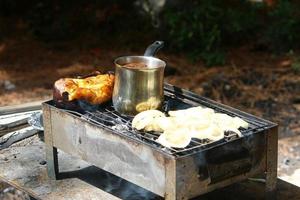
(1, 34, 300, 188)
(0, 35, 299, 136)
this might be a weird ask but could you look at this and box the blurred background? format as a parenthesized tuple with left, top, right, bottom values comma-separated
(0, 0, 300, 198)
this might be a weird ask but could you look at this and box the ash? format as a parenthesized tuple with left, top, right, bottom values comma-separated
(0, 186, 31, 200)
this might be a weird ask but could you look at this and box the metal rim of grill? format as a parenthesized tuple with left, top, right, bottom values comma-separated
(55, 84, 276, 158)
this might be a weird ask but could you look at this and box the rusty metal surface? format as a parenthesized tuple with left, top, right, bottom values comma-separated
(266, 126, 278, 199)
(0, 100, 43, 115)
(47, 104, 167, 196)
(164, 158, 176, 200)
(278, 134, 300, 187)
(42, 96, 279, 199)
(0, 110, 41, 150)
(41, 83, 279, 199)
(0, 111, 33, 136)
(197, 178, 300, 200)
(174, 132, 268, 199)
(43, 102, 278, 199)
(0, 136, 121, 200)
(42, 104, 58, 180)
(0, 135, 300, 200)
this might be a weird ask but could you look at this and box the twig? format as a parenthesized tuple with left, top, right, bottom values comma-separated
(248, 177, 266, 183)
(0, 127, 40, 150)
(0, 111, 41, 137)
(0, 100, 44, 115)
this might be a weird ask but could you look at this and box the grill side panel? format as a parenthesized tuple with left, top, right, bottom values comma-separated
(175, 132, 267, 199)
(46, 104, 169, 196)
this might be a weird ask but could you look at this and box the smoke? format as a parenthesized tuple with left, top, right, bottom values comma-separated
(78, 100, 99, 112)
(66, 166, 162, 200)
(134, 0, 166, 27)
(116, 181, 160, 200)
(96, 171, 161, 200)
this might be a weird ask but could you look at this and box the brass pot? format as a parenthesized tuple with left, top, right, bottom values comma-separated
(113, 41, 166, 116)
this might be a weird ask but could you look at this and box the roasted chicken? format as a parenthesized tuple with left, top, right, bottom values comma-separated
(53, 72, 115, 105)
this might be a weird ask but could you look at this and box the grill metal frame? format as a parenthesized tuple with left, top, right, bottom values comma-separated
(80, 101, 266, 157)
(42, 83, 278, 199)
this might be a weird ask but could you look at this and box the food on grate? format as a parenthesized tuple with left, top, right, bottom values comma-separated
(123, 62, 148, 69)
(157, 128, 191, 148)
(168, 107, 214, 118)
(132, 110, 165, 131)
(233, 116, 249, 129)
(135, 97, 162, 112)
(212, 113, 249, 137)
(131, 106, 249, 148)
(190, 125, 224, 141)
(53, 72, 115, 105)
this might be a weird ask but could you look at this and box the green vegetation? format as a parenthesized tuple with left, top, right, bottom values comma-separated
(1, 0, 300, 66)
(291, 55, 300, 72)
(163, 0, 260, 66)
(163, 0, 300, 66)
(264, 0, 300, 52)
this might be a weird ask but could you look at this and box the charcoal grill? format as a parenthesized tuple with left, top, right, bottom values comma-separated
(42, 83, 278, 200)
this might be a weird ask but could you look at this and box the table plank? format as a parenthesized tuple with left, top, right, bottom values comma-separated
(0, 135, 300, 200)
(0, 101, 44, 115)
(0, 136, 121, 200)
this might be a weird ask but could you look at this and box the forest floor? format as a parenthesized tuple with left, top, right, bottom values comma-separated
(1, 34, 299, 137)
(0, 33, 300, 188)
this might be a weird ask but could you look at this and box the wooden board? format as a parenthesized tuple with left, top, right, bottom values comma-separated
(278, 135, 300, 187)
(0, 136, 121, 200)
(0, 100, 44, 115)
(0, 135, 300, 200)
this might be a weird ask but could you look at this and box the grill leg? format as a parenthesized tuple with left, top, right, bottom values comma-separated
(165, 193, 188, 200)
(165, 159, 189, 200)
(43, 105, 59, 179)
(265, 127, 278, 200)
(46, 145, 59, 180)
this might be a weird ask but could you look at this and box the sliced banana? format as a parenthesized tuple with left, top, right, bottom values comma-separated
(131, 105, 249, 148)
(168, 106, 214, 117)
(168, 106, 201, 117)
(184, 117, 211, 130)
(136, 97, 161, 113)
(132, 110, 165, 131)
(157, 128, 191, 148)
(191, 125, 224, 141)
(233, 117, 249, 129)
(213, 113, 234, 126)
(155, 116, 176, 131)
(213, 113, 248, 137)
(144, 116, 166, 132)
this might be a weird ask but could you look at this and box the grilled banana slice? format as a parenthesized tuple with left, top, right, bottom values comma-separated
(168, 106, 214, 118)
(157, 128, 191, 148)
(131, 106, 249, 148)
(212, 113, 248, 137)
(132, 110, 165, 132)
(233, 117, 249, 129)
(135, 97, 161, 113)
(190, 125, 224, 141)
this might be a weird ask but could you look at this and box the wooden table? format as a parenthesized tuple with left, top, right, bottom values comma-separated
(0, 135, 299, 200)
(0, 101, 300, 199)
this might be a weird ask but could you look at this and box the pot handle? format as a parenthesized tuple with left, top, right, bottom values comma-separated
(144, 41, 164, 57)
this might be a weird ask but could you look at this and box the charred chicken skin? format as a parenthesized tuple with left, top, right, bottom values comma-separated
(53, 73, 115, 105)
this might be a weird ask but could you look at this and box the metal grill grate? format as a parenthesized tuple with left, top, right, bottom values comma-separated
(82, 107, 231, 156)
(53, 84, 273, 157)
(67, 89, 272, 157)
